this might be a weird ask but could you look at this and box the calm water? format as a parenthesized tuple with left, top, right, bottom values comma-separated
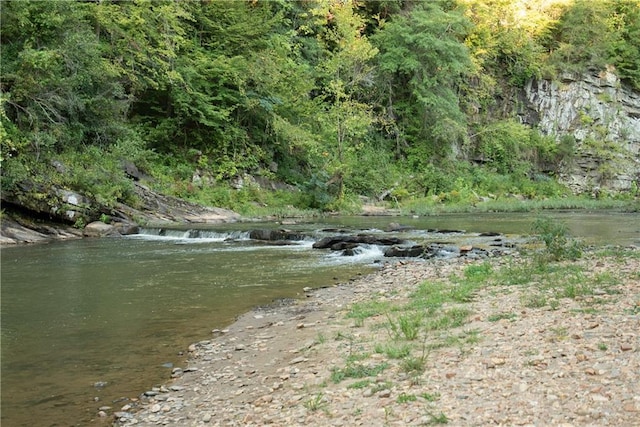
(1, 211, 638, 426)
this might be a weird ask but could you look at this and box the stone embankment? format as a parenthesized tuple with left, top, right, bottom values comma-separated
(115, 249, 639, 426)
(0, 182, 241, 244)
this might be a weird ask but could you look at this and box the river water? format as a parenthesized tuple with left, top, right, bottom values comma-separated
(1, 211, 638, 426)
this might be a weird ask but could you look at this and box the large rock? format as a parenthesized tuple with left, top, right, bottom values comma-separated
(523, 69, 640, 193)
(0, 217, 82, 244)
(249, 229, 306, 241)
(83, 221, 118, 237)
(384, 245, 428, 258)
(313, 235, 405, 250)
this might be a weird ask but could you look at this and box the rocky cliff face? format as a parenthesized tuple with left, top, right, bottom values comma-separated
(522, 69, 640, 194)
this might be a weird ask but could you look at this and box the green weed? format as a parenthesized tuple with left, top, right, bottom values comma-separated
(347, 300, 390, 326)
(388, 313, 422, 341)
(346, 352, 370, 363)
(347, 380, 371, 390)
(532, 217, 583, 262)
(304, 393, 327, 412)
(315, 332, 326, 345)
(397, 393, 417, 404)
(463, 262, 493, 283)
(521, 293, 547, 308)
(420, 392, 441, 402)
(425, 308, 471, 331)
(330, 363, 389, 384)
(487, 312, 517, 322)
(401, 356, 427, 375)
(374, 343, 411, 359)
(424, 412, 449, 424)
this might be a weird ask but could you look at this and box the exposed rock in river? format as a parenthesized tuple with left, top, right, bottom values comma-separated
(1, 182, 240, 244)
(312, 235, 405, 250)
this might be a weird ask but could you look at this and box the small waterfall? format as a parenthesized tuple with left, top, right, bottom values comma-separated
(323, 244, 386, 265)
(135, 228, 251, 242)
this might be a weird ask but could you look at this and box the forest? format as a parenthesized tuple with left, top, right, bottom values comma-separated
(1, 0, 639, 220)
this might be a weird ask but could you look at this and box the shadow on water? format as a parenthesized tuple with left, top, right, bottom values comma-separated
(1, 211, 638, 426)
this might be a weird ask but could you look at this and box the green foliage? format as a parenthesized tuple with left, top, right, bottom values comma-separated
(303, 393, 328, 412)
(387, 313, 422, 341)
(532, 217, 583, 261)
(374, 343, 411, 359)
(397, 393, 417, 404)
(2, 0, 637, 216)
(330, 362, 389, 384)
(373, 1, 472, 163)
(470, 120, 563, 175)
(57, 146, 137, 208)
(424, 412, 449, 425)
(346, 300, 390, 327)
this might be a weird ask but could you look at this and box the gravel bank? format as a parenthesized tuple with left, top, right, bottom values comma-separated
(115, 249, 639, 426)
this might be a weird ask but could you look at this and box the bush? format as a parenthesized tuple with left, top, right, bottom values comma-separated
(532, 217, 583, 261)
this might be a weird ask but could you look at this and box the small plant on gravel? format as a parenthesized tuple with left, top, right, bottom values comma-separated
(347, 300, 391, 327)
(549, 326, 569, 342)
(330, 362, 389, 383)
(521, 292, 547, 308)
(598, 342, 608, 351)
(556, 281, 593, 299)
(374, 343, 411, 359)
(464, 262, 493, 280)
(423, 411, 449, 424)
(497, 261, 536, 286)
(315, 332, 326, 344)
(304, 393, 328, 412)
(346, 352, 370, 363)
(387, 313, 422, 341)
(334, 331, 353, 341)
(409, 281, 449, 311)
(425, 307, 471, 331)
(347, 379, 371, 389)
(592, 272, 621, 289)
(397, 393, 417, 403)
(420, 392, 441, 402)
(487, 312, 517, 322)
(371, 381, 393, 393)
(401, 356, 427, 375)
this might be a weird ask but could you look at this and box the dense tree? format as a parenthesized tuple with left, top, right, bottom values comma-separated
(1, 1, 129, 154)
(373, 0, 472, 166)
(1, 0, 637, 213)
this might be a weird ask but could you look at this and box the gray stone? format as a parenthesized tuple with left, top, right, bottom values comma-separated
(83, 221, 116, 238)
(524, 70, 640, 194)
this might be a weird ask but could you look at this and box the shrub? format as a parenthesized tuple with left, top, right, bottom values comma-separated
(532, 217, 583, 261)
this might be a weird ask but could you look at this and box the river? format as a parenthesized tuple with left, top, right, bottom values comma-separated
(1, 211, 638, 426)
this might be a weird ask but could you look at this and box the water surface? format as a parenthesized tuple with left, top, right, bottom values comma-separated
(1, 211, 638, 426)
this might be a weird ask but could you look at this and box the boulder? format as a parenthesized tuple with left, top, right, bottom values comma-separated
(83, 221, 118, 238)
(384, 245, 427, 258)
(113, 222, 140, 235)
(249, 229, 306, 241)
(312, 235, 405, 250)
(121, 159, 144, 181)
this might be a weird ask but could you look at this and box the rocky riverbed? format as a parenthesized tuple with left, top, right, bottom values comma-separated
(113, 248, 639, 427)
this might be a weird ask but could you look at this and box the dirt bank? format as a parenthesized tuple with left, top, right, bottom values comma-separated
(113, 248, 640, 427)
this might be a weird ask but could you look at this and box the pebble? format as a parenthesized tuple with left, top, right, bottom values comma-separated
(115, 253, 640, 427)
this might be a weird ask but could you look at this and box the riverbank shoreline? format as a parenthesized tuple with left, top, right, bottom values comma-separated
(114, 247, 639, 426)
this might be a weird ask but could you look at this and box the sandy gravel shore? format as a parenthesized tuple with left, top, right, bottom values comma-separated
(115, 248, 639, 427)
